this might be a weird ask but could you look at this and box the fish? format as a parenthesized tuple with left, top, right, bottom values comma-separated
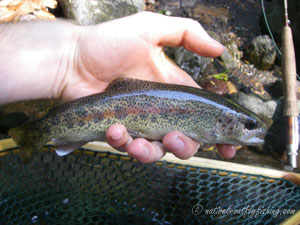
(8, 78, 268, 162)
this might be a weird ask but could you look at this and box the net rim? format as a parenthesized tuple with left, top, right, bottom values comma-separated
(1, 138, 300, 183)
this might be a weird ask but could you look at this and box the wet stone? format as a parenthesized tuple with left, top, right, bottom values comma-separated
(245, 35, 276, 71)
(58, 0, 144, 25)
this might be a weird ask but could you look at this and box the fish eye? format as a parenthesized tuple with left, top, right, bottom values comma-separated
(245, 119, 258, 130)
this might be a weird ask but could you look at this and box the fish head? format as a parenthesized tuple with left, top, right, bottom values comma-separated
(214, 111, 268, 146)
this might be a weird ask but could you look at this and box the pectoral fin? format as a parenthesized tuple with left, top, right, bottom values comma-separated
(127, 129, 142, 138)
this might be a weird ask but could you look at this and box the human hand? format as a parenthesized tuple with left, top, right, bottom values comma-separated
(61, 12, 225, 100)
(58, 12, 233, 163)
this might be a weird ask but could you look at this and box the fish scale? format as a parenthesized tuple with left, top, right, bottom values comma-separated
(8, 78, 268, 162)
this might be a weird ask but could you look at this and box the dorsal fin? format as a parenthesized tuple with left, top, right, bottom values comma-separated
(104, 77, 200, 96)
(105, 78, 157, 94)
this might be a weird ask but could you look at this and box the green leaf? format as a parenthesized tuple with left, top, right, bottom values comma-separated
(158, 10, 166, 15)
(210, 72, 228, 81)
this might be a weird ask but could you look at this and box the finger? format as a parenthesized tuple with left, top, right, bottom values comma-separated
(143, 12, 224, 57)
(127, 138, 166, 163)
(106, 124, 133, 152)
(163, 131, 199, 159)
(216, 144, 236, 159)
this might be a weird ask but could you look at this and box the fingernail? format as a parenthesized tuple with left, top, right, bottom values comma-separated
(172, 136, 184, 152)
(111, 128, 123, 141)
(211, 39, 224, 48)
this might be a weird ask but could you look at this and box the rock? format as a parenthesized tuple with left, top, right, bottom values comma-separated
(246, 35, 276, 71)
(220, 41, 240, 70)
(230, 89, 300, 124)
(200, 77, 230, 95)
(173, 47, 213, 82)
(207, 31, 221, 43)
(229, 92, 282, 122)
(201, 58, 227, 77)
(58, 0, 144, 25)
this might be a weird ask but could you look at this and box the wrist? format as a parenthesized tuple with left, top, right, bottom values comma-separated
(50, 20, 82, 100)
(0, 20, 81, 104)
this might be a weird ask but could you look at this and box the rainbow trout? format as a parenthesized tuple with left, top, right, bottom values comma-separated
(9, 78, 267, 162)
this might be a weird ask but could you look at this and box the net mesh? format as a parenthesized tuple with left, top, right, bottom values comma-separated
(0, 145, 299, 225)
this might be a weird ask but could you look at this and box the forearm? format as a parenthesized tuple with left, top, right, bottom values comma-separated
(0, 20, 79, 105)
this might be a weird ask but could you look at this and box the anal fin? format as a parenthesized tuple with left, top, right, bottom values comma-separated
(52, 138, 86, 156)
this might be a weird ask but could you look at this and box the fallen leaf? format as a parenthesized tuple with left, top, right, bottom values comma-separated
(235, 146, 242, 150)
(18, 13, 36, 22)
(202, 146, 215, 151)
(16, 1, 34, 16)
(30, 0, 43, 9)
(42, 0, 57, 9)
(0, 0, 11, 7)
(0, 0, 23, 7)
(0, 0, 57, 22)
(34, 8, 55, 20)
(0, 6, 15, 22)
(227, 81, 238, 94)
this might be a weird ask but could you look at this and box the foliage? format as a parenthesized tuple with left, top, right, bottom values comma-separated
(0, 0, 57, 22)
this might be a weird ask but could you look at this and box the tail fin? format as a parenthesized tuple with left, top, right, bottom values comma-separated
(8, 123, 44, 163)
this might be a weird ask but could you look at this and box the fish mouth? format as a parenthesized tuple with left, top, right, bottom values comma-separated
(240, 128, 267, 146)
